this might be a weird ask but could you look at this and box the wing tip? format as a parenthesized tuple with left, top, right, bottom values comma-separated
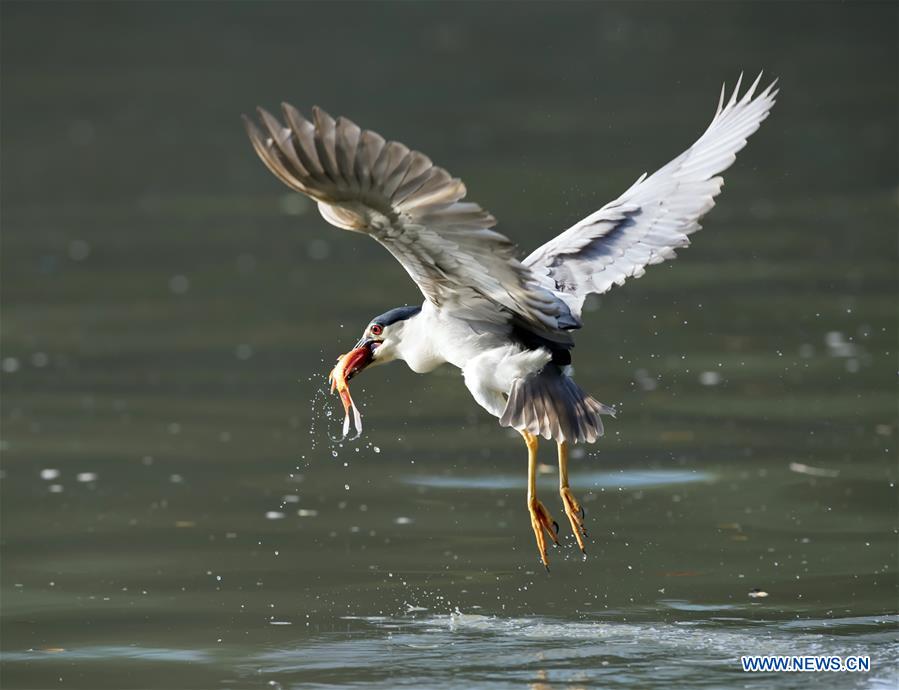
(280, 100, 303, 119)
(241, 112, 258, 135)
(720, 70, 780, 112)
(312, 105, 336, 131)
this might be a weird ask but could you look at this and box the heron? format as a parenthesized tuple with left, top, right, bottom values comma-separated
(243, 73, 777, 568)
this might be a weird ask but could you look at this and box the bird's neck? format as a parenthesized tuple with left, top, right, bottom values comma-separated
(394, 304, 446, 374)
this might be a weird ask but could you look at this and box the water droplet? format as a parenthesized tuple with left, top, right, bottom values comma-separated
(168, 275, 190, 294)
(306, 239, 331, 260)
(699, 371, 721, 386)
(68, 239, 91, 261)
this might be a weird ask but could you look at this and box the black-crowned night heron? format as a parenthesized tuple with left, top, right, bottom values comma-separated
(244, 73, 777, 568)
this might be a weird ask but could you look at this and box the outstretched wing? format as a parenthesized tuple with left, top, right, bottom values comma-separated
(244, 105, 576, 340)
(524, 73, 778, 320)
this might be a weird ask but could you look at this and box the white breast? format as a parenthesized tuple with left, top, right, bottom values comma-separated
(393, 303, 552, 418)
(397, 304, 551, 418)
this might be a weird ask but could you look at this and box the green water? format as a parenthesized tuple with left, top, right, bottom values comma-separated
(1, 2, 897, 688)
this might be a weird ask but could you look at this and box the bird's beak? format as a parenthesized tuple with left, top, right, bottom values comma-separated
(342, 338, 376, 380)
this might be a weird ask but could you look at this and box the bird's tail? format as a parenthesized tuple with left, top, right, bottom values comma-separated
(499, 365, 614, 444)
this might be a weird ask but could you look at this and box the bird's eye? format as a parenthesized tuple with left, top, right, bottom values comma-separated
(370, 324, 383, 336)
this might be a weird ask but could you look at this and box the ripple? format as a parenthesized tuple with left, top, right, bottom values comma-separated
(1, 646, 211, 663)
(253, 612, 898, 688)
(402, 469, 714, 490)
(5, 614, 896, 690)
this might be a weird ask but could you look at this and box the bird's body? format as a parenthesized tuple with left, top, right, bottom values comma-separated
(384, 301, 556, 416)
(244, 74, 777, 567)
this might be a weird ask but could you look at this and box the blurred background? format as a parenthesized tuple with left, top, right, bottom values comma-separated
(2, 2, 896, 688)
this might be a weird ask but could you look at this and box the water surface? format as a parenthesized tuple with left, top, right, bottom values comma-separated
(2, 2, 897, 688)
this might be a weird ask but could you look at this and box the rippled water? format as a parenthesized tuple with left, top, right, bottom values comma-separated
(2, 2, 897, 689)
(3, 613, 897, 689)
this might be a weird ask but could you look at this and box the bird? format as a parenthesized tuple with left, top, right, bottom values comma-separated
(243, 73, 777, 568)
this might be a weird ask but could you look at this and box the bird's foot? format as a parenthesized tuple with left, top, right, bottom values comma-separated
(560, 487, 588, 555)
(528, 498, 559, 569)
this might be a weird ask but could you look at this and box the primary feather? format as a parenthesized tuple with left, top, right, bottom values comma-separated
(243, 105, 576, 344)
(523, 73, 778, 320)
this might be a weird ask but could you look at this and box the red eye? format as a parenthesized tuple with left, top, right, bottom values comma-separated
(370, 324, 383, 336)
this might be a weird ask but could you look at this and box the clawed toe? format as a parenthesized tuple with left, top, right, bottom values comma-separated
(560, 487, 588, 554)
(528, 498, 559, 567)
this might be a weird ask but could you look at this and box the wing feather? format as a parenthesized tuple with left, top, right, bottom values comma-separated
(281, 104, 328, 181)
(524, 73, 777, 318)
(244, 104, 575, 341)
(335, 116, 361, 185)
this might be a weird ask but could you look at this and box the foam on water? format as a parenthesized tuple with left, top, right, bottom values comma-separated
(413, 611, 898, 651)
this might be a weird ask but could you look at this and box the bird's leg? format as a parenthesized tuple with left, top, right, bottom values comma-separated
(558, 441, 588, 555)
(521, 430, 558, 569)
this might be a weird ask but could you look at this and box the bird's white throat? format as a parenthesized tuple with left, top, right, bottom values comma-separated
(390, 304, 448, 374)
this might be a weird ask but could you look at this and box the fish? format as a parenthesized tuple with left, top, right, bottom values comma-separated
(327, 344, 372, 439)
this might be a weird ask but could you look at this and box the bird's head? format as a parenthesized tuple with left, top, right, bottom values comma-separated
(339, 305, 422, 380)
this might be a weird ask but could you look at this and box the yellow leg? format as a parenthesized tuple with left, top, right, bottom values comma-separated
(558, 441, 588, 555)
(521, 430, 559, 569)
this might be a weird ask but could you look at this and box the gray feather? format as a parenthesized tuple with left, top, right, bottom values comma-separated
(243, 103, 575, 343)
(499, 365, 614, 444)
